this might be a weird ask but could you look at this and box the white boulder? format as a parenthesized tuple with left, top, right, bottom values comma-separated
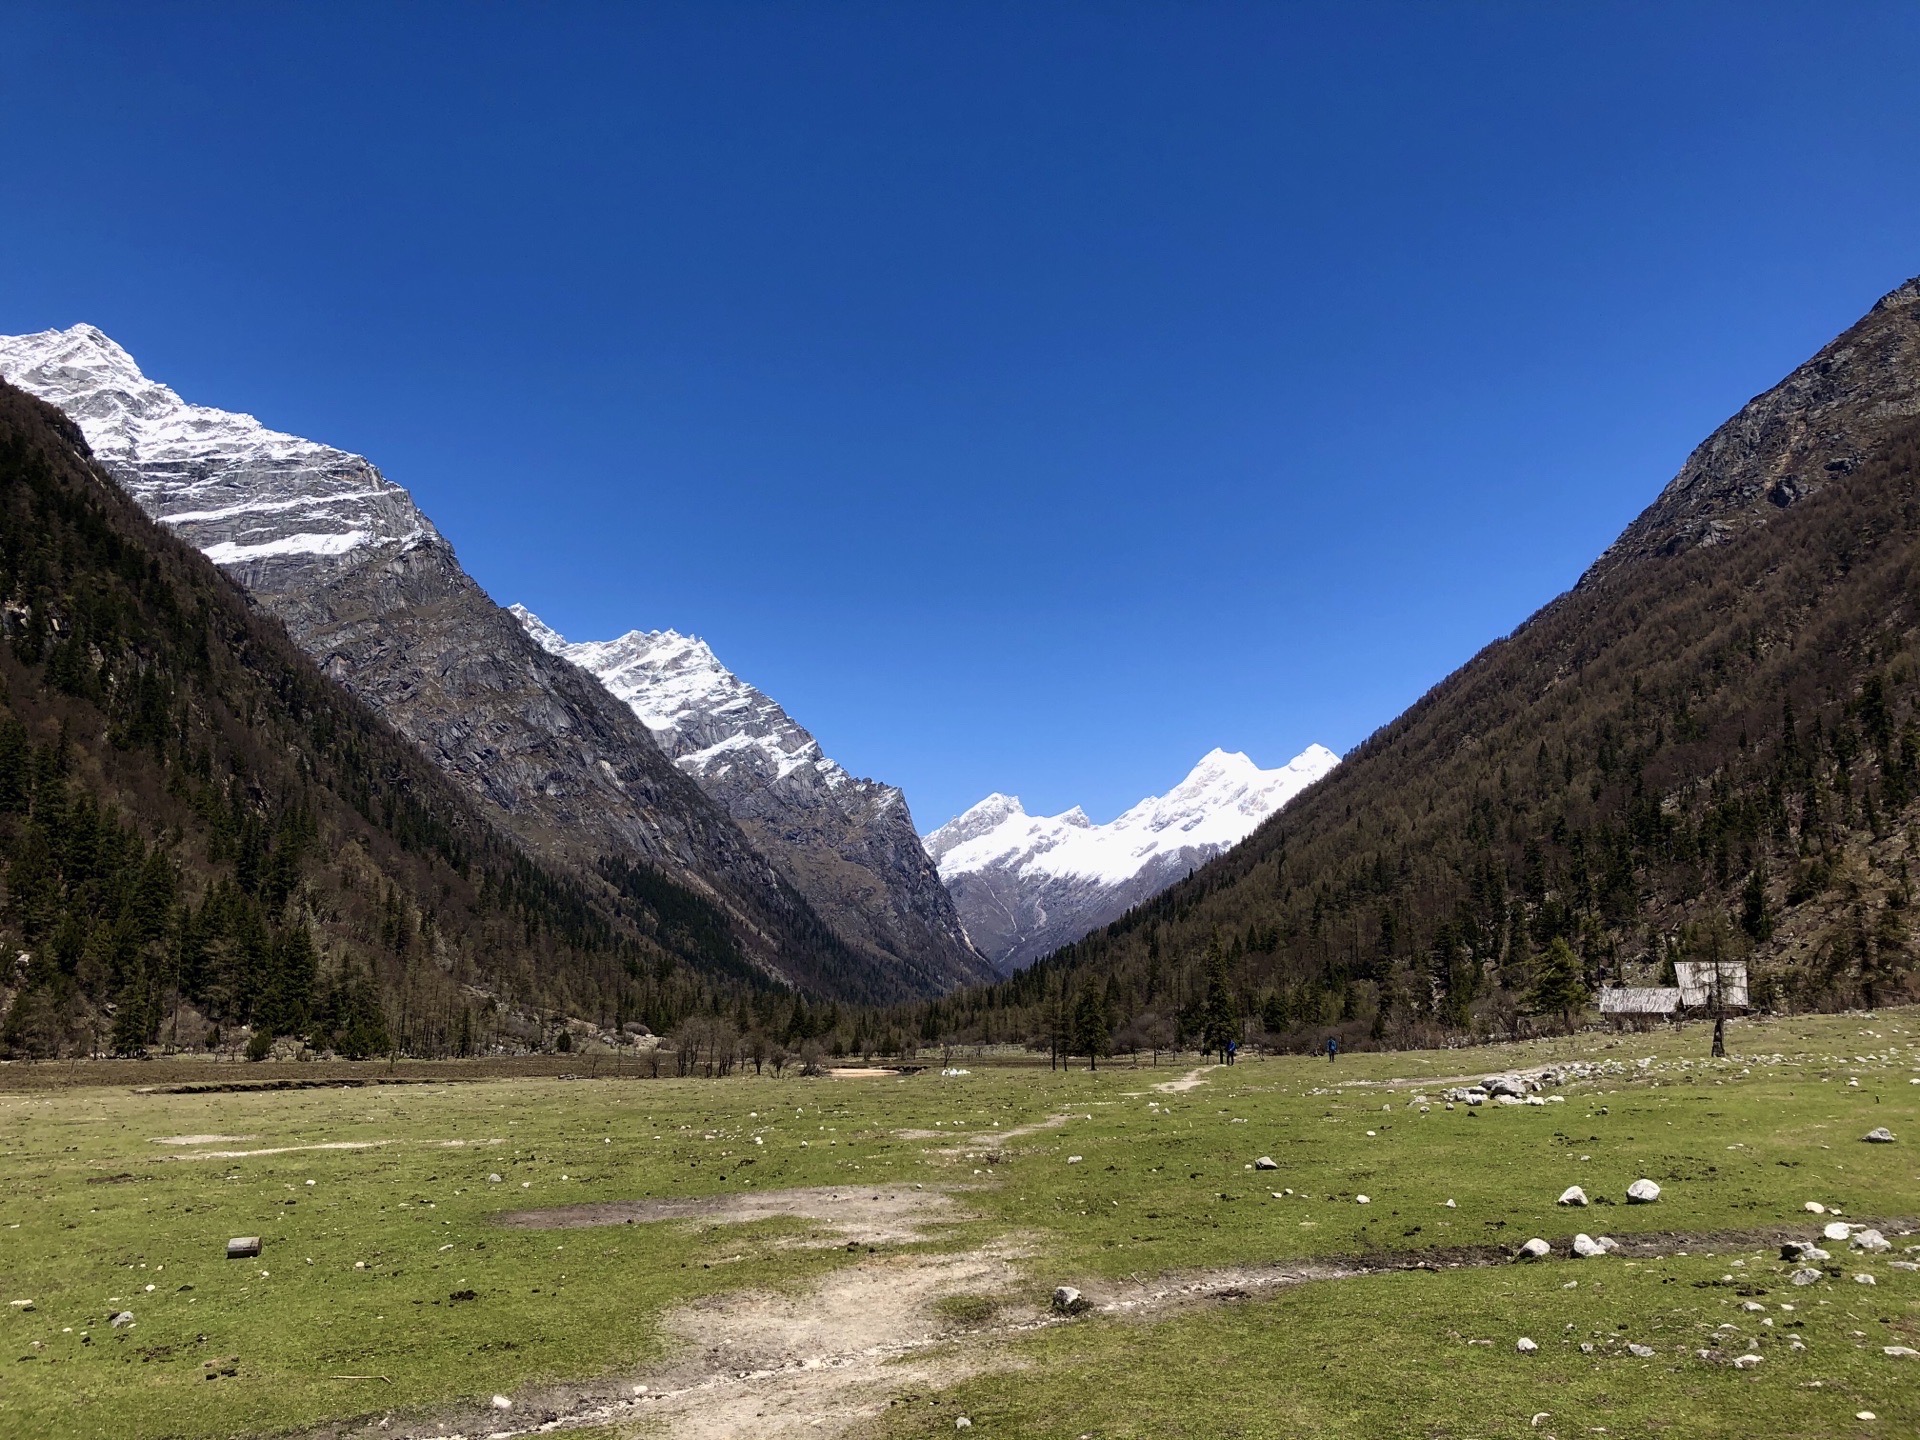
(1626, 1179, 1661, 1204)
(1557, 1186, 1589, 1207)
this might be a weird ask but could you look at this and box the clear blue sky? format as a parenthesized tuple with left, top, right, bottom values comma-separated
(4, 4, 1918, 830)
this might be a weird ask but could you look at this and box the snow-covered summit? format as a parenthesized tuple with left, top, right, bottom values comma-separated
(511, 606, 859, 793)
(0, 324, 436, 570)
(514, 605, 989, 982)
(925, 744, 1338, 968)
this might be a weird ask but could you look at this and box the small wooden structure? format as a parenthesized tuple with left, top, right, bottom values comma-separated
(226, 1236, 261, 1259)
(1673, 960, 1749, 1011)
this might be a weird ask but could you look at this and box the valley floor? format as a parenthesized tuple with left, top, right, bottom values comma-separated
(2, 1014, 1916, 1439)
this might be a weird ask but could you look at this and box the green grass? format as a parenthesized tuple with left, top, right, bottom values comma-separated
(873, 1254, 1920, 1439)
(1, 1011, 1916, 1439)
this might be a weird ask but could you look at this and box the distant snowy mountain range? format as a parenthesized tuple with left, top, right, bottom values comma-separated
(925, 745, 1339, 969)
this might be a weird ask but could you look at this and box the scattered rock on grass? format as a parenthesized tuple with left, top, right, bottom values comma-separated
(1863, 1127, 1896, 1144)
(1627, 1343, 1656, 1358)
(1824, 1222, 1853, 1241)
(1052, 1286, 1089, 1315)
(1885, 1346, 1920, 1358)
(1517, 1238, 1551, 1260)
(1855, 1273, 1877, 1286)
(1790, 1268, 1824, 1286)
(1572, 1233, 1606, 1258)
(1852, 1229, 1891, 1253)
(1626, 1179, 1661, 1204)
(1254, 1156, 1279, 1170)
(1732, 1354, 1763, 1369)
(1515, 1337, 1537, 1354)
(110, 1311, 133, 1328)
(1557, 1186, 1589, 1207)
(1804, 1201, 1826, 1214)
(225, 1237, 261, 1259)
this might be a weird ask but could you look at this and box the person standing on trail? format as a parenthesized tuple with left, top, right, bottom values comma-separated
(1326, 1035, 1339, 1063)
(1225, 1039, 1237, 1066)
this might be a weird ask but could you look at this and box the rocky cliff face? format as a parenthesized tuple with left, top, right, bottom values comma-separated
(1582, 276, 1920, 586)
(926, 745, 1338, 969)
(0, 325, 917, 1000)
(513, 609, 998, 991)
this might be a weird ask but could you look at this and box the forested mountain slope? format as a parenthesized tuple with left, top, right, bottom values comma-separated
(0, 379, 822, 1057)
(926, 277, 1920, 1053)
(0, 326, 911, 1004)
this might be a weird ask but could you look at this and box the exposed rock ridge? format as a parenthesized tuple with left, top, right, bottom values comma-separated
(1581, 275, 1920, 586)
(513, 608, 998, 991)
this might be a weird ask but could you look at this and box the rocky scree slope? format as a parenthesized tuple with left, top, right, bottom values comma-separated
(0, 378, 763, 1058)
(514, 608, 997, 991)
(925, 745, 1338, 969)
(0, 326, 902, 1002)
(962, 275, 1920, 1044)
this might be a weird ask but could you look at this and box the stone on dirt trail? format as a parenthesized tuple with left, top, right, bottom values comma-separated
(1518, 1238, 1551, 1260)
(1824, 1221, 1854, 1241)
(1626, 1179, 1661, 1204)
(1255, 1156, 1279, 1170)
(225, 1237, 261, 1259)
(1572, 1233, 1606, 1258)
(1557, 1186, 1589, 1206)
(1052, 1286, 1089, 1315)
(490, 1394, 512, 1410)
(1864, 1127, 1896, 1143)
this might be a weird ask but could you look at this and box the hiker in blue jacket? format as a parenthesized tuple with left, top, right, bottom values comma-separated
(1326, 1035, 1339, 1063)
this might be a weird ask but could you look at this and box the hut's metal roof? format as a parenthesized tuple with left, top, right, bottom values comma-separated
(1599, 986, 1681, 1015)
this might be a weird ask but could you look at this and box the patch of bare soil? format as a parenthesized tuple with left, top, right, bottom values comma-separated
(1152, 1064, 1219, 1093)
(295, 1217, 1916, 1440)
(496, 1184, 966, 1247)
(150, 1133, 255, 1145)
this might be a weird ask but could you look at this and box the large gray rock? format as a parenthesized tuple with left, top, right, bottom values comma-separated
(1517, 1238, 1551, 1260)
(1626, 1179, 1661, 1204)
(1557, 1186, 1589, 1207)
(1864, 1127, 1896, 1143)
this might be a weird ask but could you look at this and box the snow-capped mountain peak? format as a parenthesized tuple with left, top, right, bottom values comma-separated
(513, 605, 991, 983)
(512, 607, 848, 788)
(925, 743, 1339, 969)
(0, 323, 437, 572)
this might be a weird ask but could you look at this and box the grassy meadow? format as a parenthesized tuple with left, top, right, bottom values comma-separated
(0, 1011, 1915, 1439)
